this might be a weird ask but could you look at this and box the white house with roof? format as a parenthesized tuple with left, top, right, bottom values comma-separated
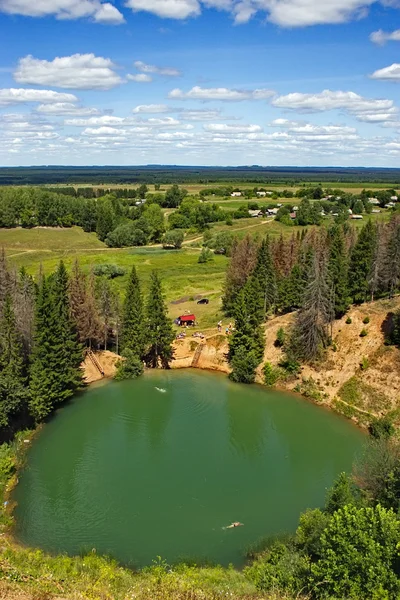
(231, 191, 242, 197)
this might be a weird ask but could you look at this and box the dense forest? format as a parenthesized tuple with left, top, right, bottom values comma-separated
(224, 217, 400, 383)
(0, 256, 174, 438)
(1, 165, 400, 185)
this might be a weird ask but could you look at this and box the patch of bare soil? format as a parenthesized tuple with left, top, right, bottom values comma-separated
(82, 350, 120, 384)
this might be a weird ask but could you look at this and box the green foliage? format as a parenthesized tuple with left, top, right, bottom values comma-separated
(328, 225, 350, 318)
(0, 296, 27, 429)
(145, 271, 175, 369)
(349, 220, 377, 303)
(311, 505, 400, 599)
(198, 247, 214, 264)
(274, 327, 286, 348)
(245, 541, 309, 595)
(363, 315, 371, 324)
(251, 237, 277, 317)
(29, 263, 83, 422)
(325, 472, 360, 514)
(119, 266, 145, 361)
(229, 348, 260, 384)
(162, 229, 184, 249)
(114, 349, 144, 381)
(93, 264, 126, 278)
(263, 362, 280, 386)
(295, 509, 331, 559)
(360, 356, 369, 370)
(360, 328, 368, 337)
(369, 416, 395, 440)
(346, 316, 352, 324)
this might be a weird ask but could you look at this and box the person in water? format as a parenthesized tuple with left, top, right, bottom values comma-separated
(226, 522, 243, 529)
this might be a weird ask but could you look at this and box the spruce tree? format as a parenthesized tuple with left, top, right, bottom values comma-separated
(30, 263, 83, 422)
(228, 287, 264, 383)
(289, 252, 334, 363)
(0, 295, 27, 429)
(69, 260, 102, 348)
(251, 236, 277, 317)
(349, 221, 377, 304)
(383, 217, 400, 299)
(328, 225, 349, 318)
(145, 271, 174, 368)
(222, 235, 257, 315)
(116, 266, 145, 379)
(29, 276, 57, 421)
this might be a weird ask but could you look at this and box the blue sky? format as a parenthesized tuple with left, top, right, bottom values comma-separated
(1, 1, 400, 166)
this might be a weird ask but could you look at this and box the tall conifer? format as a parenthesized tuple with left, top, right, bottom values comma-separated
(349, 221, 377, 303)
(145, 271, 174, 368)
(116, 266, 145, 379)
(328, 225, 350, 318)
(251, 236, 277, 317)
(0, 295, 27, 429)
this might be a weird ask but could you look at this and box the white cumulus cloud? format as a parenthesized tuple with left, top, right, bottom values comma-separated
(204, 123, 262, 132)
(14, 54, 123, 90)
(36, 103, 101, 116)
(132, 104, 171, 113)
(125, 0, 201, 19)
(127, 73, 153, 82)
(0, 88, 77, 106)
(370, 63, 400, 81)
(122, 0, 398, 27)
(65, 116, 126, 126)
(134, 60, 181, 76)
(169, 86, 274, 101)
(370, 28, 400, 44)
(0, 0, 124, 23)
(271, 90, 395, 120)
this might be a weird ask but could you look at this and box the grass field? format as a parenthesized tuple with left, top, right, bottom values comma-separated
(0, 209, 393, 332)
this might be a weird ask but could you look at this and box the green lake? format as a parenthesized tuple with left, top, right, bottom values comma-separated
(13, 370, 365, 567)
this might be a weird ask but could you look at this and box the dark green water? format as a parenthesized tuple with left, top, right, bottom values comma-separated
(13, 370, 365, 567)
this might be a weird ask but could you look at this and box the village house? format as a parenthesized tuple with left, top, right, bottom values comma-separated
(350, 214, 363, 220)
(248, 209, 263, 218)
(267, 207, 279, 216)
(371, 209, 381, 213)
(231, 191, 242, 197)
(368, 198, 380, 205)
(256, 191, 266, 197)
(391, 196, 398, 201)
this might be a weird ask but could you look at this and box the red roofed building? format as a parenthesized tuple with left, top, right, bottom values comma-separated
(178, 314, 196, 326)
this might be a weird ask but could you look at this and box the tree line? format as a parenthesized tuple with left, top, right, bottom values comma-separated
(0, 257, 174, 438)
(246, 433, 400, 599)
(224, 216, 400, 382)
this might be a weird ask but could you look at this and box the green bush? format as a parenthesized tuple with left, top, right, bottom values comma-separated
(229, 348, 259, 384)
(93, 264, 126, 279)
(369, 416, 395, 440)
(363, 316, 370, 324)
(263, 362, 280, 386)
(360, 328, 368, 337)
(162, 229, 184, 249)
(245, 541, 309, 595)
(274, 327, 286, 348)
(311, 505, 400, 599)
(346, 317, 352, 324)
(360, 356, 369, 370)
(279, 357, 301, 376)
(198, 247, 214, 264)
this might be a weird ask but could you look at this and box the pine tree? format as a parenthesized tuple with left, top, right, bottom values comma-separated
(289, 252, 334, 363)
(251, 236, 277, 317)
(116, 266, 145, 379)
(349, 221, 377, 303)
(0, 295, 27, 429)
(328, 225, 350, 318)
(145, 271, 175, 368)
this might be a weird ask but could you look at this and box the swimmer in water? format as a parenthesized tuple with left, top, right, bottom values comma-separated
(225, 522, 244, 529)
